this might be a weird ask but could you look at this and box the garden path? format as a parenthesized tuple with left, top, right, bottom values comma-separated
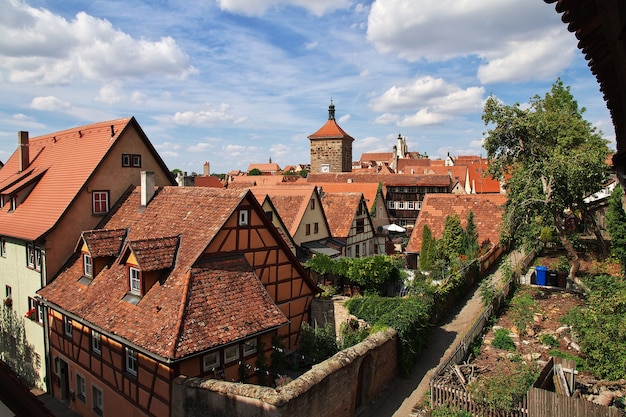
(357, 249, 525, 417)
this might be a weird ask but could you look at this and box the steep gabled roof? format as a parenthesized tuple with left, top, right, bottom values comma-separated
(314, 182, 383, 212)
(247, 163, 281, 172)
(360, 152, 393, 163)
(321, 192, 363, 239)
(38, 186, 292, 360)
(248, 184, 318, 236)
(79, 229, 127, 257)
(0, 117, 173, 241)
(405, 194, 507, 253)
(121, 236, 180, 271)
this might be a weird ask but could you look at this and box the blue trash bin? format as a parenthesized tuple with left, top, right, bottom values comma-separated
(535, 266, 547, 286)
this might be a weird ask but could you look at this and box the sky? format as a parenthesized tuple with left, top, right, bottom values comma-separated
(0, 0, 615, 174)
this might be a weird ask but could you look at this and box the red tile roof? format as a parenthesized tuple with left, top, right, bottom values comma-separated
(360, 152, 393, 163)
(405, 194, 507, 253)
(307, 172, 451, 187)
(321, 192, 363, 238)
(0, 117, 172, 241)
(194, 175, 224, 188)
(247, 163, 281, 172)
(308, 119, 354, 141)
(80, 229, 127, 257)
(38, 186, 290, 360)
(122, 236, 179, 271)
(313, 182, 383, 212)
(248, 184, 318, 236)
(468, 164, 502, 193)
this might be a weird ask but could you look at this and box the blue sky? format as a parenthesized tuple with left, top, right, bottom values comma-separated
(0, 0, 614, 174)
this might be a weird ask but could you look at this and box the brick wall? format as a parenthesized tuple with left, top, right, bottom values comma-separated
(172, 329, 397, 417)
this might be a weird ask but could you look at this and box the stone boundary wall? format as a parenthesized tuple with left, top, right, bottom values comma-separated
(171, 329, 398, 417)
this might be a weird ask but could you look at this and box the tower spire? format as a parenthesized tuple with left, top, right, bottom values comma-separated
(328, 98, 335, 120)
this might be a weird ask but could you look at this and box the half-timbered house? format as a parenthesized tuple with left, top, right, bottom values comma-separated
(37, 172, 318, 417)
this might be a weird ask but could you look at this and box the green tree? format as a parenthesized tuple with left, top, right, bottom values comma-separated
(248, 168, 262, 176)
(482, 79, 611, 286)
(606, 185, 626, 271)
(438, 214, 464, 262)
(298, 169, 309, 178)
(463, 210, 479, 259)
(419, 224, 436, 271)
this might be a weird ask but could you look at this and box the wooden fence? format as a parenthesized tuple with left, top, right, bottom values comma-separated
(429, 249, 625, 417)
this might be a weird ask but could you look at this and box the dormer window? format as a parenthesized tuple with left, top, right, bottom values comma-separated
(0, 195, 4, 208)
(129, 267, 141, 295)
(9, 196, 17, 212)
(83, 254, 93, 277)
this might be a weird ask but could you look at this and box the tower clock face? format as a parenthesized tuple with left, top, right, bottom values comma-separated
(320, 164, 330, 173)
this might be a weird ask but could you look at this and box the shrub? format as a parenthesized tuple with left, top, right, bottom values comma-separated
(468, 361, 539, 411)
(298, 322, 338, 363)
(479, 280, 496, 307)
(492, 328, 516, 351)
(509, 290, 538, 335)
(539, 333, 559, 348)
(338, 319, 370, 350)
(431, 406, 472, 417)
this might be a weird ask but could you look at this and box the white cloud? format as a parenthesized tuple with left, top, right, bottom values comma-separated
(29, 96, 71, 111)
(399, 108, 450, 127)
(269, 143, 290, 157)
(305, 41, 318, 50)
(95, 83, 147, 105)
(0, 2, 195, 85)
(217, 0, 352, 17)
(189, 142, 214, 152)
(370, 76, 485, 127)
(366, 0, 574, 83)
(171, 104, 247, 127)
(338, 114, 351, 123)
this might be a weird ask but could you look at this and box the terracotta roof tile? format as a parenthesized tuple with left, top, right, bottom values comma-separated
(194, 176, 224, 188)
(247, 163, 281, 172)
(321, 192, 362, 238)
(248, 184, 317, 236)
(81, 229, 127, 258)
(468, 164, 502, 193)
(307, 172, 451, 187)
(124, 236, 179, 271)
(0, 118, 152, 241)
(308, 119, 354, 141)
(360, 152, 393, 163)
(406, 194, 507, 253)
(176, 257, 288, 356)
(38, 186, 274, 360)
(313, 182, 383, 211)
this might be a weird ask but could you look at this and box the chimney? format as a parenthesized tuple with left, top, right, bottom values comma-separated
(203, 161, 210, 176)
(18, 131, 29, 172)
(141, 171, 156, 206)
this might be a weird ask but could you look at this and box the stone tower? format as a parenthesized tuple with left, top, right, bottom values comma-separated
(308, 101, 354, 173)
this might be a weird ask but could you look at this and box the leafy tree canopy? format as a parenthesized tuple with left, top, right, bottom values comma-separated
(606, 185, 626, 271)
(248, 168, 263, 176)
(482, 79, 611, 282)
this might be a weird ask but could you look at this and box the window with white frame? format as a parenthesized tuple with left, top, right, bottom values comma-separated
(126, 347, 138, 376)
(129, 267, 141, 295)
(76, 373, 86, 402)
(92, 191, 109, 214)
(92, 330, 101, 355)
(388, 201, 395, 209)
(398, 201, 405, 210)
(64, 316, 73, 338)
(10, 196, 17, 211)
(224, 345, 239, 363)
(243, 338, 257, 356)
(92, 385, 104, 416)
(27, 244, 35, 268)
(34, 247, 42, 271)
(202, 352, 220, 372)
(1, 238, 5, 257)
(83, 254, 93, 277)
(27, 297, 41, 324)
(0, 195, 4, 209)
(408, 201, 415, 210)
(238, 209, 249, 226)
(417, 201, 422, 210)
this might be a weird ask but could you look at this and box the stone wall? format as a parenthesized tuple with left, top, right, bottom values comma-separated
(171, 329, 398, 417)
(310, 139, 352, 173)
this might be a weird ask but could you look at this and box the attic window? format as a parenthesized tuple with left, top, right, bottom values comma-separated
(122, 154, 142, 168)
(310, 199, 315, 210)
(238, 209, 249, 226)
(83, 254, 93, 277)
(0, 195, 4, 208)
(9, 196, 17, 212)
(129, 267, 141, 295)
(202, 352, 220, 372)
(92, 191, 109, 215)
